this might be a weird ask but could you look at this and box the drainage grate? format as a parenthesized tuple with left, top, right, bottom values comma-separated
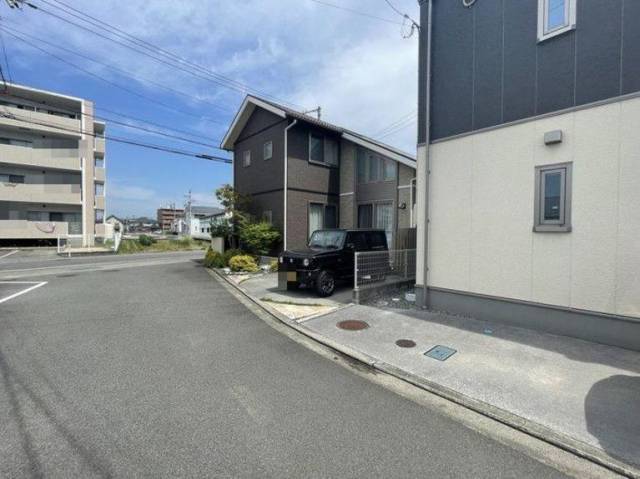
(395, 339, 416, 348)
(337, 320, 369, 331)
(424, 345, 457, 361)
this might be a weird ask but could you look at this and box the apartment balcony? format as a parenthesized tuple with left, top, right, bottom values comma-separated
(0, 105, 82, 138)
(0, 219, 69, 239)
(94, 137, 105, 155)
(0, 183, 82, 205)
(0, 143, 81, 171)
(94, 167, 105, 182)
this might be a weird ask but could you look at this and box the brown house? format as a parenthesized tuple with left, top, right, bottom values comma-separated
(221, 96, 416, 252)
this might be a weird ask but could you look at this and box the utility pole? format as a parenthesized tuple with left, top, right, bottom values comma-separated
(184, 190, 192, 235)
(304, 106, 322, 120)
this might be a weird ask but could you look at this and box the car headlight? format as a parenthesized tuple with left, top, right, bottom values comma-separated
(303, 258, 310, 267)
(278, 256, 284, 264)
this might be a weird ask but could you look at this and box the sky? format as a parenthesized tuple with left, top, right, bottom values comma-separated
(2, 0, 419, 218)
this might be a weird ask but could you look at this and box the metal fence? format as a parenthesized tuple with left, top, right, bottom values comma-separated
(354, 249, 416, 292)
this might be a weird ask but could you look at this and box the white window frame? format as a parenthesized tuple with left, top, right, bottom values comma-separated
(537, 0, 576, 42)
(242, 150, 251, 168)
(263, 140, 273, 160)
(533, 162, 572, 233)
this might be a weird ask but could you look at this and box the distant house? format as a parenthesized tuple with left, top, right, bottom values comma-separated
(105, 215, 124, 233)
(221, 96, 417, 252)
(190, 210, 227, 241)
(184, 206, 225, 236)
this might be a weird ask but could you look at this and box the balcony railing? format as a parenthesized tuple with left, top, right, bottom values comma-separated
(0, 219, 70, 239)
(0, 183, 82, 204)
(0, 144, 80, 171)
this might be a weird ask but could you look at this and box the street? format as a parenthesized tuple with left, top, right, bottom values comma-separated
(0, 252, 574, 478)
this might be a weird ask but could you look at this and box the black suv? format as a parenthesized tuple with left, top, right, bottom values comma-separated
(277, 229, 389, 297)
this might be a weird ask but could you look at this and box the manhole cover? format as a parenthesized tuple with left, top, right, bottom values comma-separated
(424, 345, 457, 361)
(395, 339, 416, 348)
(337, 320, 369, 331)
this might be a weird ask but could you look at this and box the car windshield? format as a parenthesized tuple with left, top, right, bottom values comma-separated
(308, 230, 345, 249)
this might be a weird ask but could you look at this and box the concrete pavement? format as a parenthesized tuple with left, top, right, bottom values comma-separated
(0, 253, 585, 478)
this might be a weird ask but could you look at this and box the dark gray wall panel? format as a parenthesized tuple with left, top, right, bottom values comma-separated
(622, 0, 640, 94)
(473, 0, 504, 130)
(502, 0, 538, 123)
(536, 33, 576, 115)
(576, 0, 623, 105)
(430, 1, 473, 140)
(417, 3, 429, 144)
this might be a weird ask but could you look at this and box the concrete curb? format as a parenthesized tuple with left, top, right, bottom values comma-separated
(210, 268, 639, 479)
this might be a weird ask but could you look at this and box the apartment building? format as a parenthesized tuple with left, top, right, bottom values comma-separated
(221, 96, 416, 253)
(157, 207, 184, 232)
(0, 83, 106, 246)
(416, 0, 640, 350)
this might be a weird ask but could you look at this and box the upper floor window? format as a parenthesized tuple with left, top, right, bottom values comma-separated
(309, 133, 339, 167)
(357, 148, 397, 184)
(242, 150, 251, 167)
(263, 141, 273, 160)
(0, 174, 25, 183)
(95, 182, 104, 196)
(534, 162, 572, 232)
(538, 0, 576, 42)
(95, 209, 105, 223)
(95, 157, 105, 168)
(0, 137, 32, 148)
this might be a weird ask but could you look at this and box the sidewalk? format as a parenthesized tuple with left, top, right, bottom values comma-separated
(219, 270, 640, 477)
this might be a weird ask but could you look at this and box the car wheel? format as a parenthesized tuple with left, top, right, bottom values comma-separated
(315, 270, 335, 297)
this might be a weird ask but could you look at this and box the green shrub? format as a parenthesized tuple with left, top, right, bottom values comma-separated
(138, 234, 156, 246)
(203, 247, 225, 268)
(228, 255, 259, 273)
(238, 221, 280, 256)
(223, 248, 244, 266)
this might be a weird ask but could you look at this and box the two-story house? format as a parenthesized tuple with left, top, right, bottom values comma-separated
(222, 96, 417, 252)
(415, 0, 640, 351)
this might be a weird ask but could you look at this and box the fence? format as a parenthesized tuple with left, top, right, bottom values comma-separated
(57, 234, 116, 255)
(354, 249, 416, 299)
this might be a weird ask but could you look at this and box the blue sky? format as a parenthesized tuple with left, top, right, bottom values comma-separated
(2, 0, 419, 218)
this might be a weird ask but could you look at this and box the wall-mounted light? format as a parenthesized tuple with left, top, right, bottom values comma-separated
(398, 202, 407, 210)
(544, 130, 563, 145)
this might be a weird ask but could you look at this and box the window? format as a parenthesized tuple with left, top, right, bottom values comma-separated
(95, 209, 105, 223)
(263, 141, 273, 160)
(28, 211, 49, 222)
(95, 157, 105, 168)
(358, 204, 373, 228)
(0, 137, 32, 147)
(308, 203, 338, 238)
(0, 174, 25, 183)
(538, 0, 576, 42)
(357, 148, 396, 184)
(242, 150, 251, 167)
(95, 182, 104, 196)
(534, 163, 572, 232)
(309, 133, 339, 167)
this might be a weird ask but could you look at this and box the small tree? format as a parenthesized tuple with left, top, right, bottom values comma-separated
(214, 184, 251, 248)
(238, 221, 280, 256)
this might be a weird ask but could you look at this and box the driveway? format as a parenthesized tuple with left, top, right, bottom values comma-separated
(0, 253, 575, 477)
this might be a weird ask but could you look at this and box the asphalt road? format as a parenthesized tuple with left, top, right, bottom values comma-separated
(0, 253, 573, 478)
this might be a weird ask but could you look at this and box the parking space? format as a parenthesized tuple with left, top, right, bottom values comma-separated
(0, 281, 47, 305)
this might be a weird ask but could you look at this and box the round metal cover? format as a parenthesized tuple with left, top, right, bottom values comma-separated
(337, 320, 369, 331)
(395, 339, 416, 348)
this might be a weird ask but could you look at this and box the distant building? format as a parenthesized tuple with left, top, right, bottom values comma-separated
(184, 205, 224, 236)
(157, 207, 184, 232)
(105, 215, 124, 233)
(0, 83, 107, 246)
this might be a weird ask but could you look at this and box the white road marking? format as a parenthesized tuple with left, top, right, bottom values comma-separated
(0, 281, 47, 304)
(0, 250, 18, 260)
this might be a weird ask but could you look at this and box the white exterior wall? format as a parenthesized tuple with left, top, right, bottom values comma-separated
(427, 96, 640, 319)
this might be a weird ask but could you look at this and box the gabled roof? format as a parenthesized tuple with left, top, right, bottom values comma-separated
(190, 206, 224, 217)
(220, 95, 416, 169)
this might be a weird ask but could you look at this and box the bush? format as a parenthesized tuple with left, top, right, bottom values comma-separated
(138, 234, 156, 246)
(228, 255, 259, 273)
(223, 248, 244, 266)
(269, 259, 278, 272)
(203, 247, 225, 268)
(238, 221, 280, 256)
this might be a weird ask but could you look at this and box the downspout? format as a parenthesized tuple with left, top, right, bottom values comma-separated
(416, 0, 432, 308)
(283, 119, 298, 251)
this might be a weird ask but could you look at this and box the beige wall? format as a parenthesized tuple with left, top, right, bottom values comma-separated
(426, 96, 640, 318)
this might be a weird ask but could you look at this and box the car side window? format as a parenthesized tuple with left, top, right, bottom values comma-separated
(368, 232, 387, 251)
(346, 232, 368, 251)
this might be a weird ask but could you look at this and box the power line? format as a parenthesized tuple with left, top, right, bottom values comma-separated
(308, 0, 403, 25)
(373, 110, 417, 137)
(0, 108, 232, 163)
(0, 23, 12, 83)
(1, 27, 224, 124)
(27, 0, 305, 109)
(382, 0, 420, 38)
(0, 22, 231, 114)
(377, 117, 416, 139)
